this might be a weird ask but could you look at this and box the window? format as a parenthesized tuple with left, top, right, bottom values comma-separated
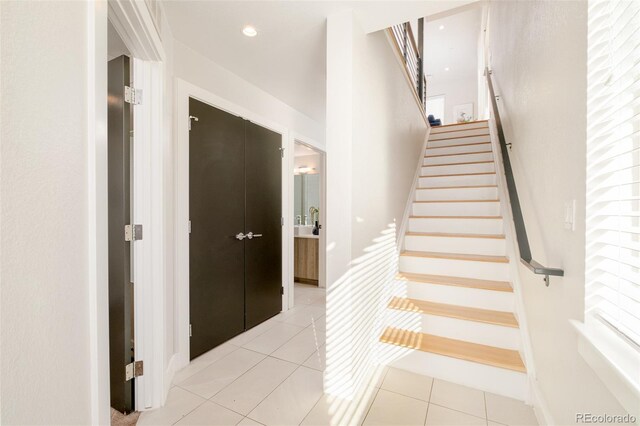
(586, 0, 640, 349)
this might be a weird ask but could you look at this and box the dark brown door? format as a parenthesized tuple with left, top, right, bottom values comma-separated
(245, 122, 283, 328)
(108, 55, 134, 413)
(189, 98, 246, 359)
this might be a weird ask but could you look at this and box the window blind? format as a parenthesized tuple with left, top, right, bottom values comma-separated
(586, 0, 640, 347)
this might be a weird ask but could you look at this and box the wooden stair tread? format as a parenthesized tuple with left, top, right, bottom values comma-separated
(417, 185, 497, 190)
(405, 232, 505, 239)
(388, 296, 518, 328)
(401, 250, 509, 263)
(425, 150, 493, 158)
(397, 272, 513, 292)
(426, 142, 491, 150)
(420, 172, 496, 178)
(431, 120, 489, 130)
(429, 134, 491, 141)
(380, 327, 526, 372)
(413, 199, 499, 203)
(410, 215, 502, 219)
(423, 161, 494, 167)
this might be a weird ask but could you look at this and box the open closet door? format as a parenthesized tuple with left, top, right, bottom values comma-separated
(108, 55, 134, 413)
(244, 122, 283, 329)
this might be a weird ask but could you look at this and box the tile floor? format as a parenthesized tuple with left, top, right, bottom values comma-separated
(139, 284, 538, 426)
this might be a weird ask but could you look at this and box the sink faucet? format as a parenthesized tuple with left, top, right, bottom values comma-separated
(296, 215, 301, 225)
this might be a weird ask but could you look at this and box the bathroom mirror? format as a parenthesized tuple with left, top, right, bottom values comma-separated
(294, 173, 320, 225)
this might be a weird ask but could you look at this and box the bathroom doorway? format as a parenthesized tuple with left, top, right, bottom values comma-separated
(292, 141, 326, 306)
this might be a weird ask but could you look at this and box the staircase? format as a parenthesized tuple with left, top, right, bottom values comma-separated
(380, 120, 529, 400)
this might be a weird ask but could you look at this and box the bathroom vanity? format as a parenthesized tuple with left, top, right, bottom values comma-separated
(294, 233, 319, 285)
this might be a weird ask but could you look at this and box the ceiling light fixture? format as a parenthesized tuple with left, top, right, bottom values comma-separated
(439, 25, 445, 30)
(242, 26, 258, 37)
(445, 67, 450, 71)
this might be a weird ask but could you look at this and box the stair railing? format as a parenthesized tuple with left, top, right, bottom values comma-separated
(485, 68, 564, 286)
(388, 21, 427, 110)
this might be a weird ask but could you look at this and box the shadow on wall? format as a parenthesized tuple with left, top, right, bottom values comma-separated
(322, 222, 423, 425)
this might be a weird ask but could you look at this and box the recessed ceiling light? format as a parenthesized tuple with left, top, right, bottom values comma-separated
(439, 25, 445, 30)
(445, 67, 450, 71)
(242, 26, 257, 37)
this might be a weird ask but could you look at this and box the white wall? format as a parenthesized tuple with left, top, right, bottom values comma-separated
(0, 1, 95, 423)
(172, 41, 324, 145)
(427, 77, 478, 124)
(325, 9, 428, 406)
(487, 1, 628, 424)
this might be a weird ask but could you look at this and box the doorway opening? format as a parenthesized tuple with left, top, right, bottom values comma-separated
(292, 141, 326, 307)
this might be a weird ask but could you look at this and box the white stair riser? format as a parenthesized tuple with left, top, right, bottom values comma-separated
(422, 162, 495, 176)
(386, 311, 521, 350)
(396, 280, 515, 312)
(425, 143, 492, 156)
(412, 201, 501, 217)
(431, 122, 489, 134)
(423, 152, 493, 166)
(428, 135, 491, 148)
(405, 234, 506, 256)
(419, 174, 497, 188)
(400, 256, 510, 281)
(379, 343, 528, 401)
(416, 186, 498, 201)
(409, 217, 504, 234)
(430, 128, 490, 141)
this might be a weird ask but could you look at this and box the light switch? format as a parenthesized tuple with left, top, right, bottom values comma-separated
(564, 199, 576, 231)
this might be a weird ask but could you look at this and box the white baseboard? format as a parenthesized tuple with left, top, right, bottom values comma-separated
(530, 378, 555, 426)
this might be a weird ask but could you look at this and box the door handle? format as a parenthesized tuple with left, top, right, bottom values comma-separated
(246, 232, 263, 239)
(235, 232, 246, 240)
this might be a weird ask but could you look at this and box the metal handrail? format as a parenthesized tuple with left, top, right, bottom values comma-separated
(485, 68, 564, 286)
(388, 21, 427, 110)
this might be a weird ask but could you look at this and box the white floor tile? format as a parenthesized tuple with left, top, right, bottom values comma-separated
(430, 379, 486, 418)
(270, 325, 325, 364)
(211, 357, 298, 415)
(174, 401, 244, 426)
(301, 386, 378, 426)
(227, 317, 280, 347)
(138, 387, 206, 426)
(280, 305, 326, 327)
(485, 393, 538, 426)
(248, 366, 324, 426)
(426, 404, 487, 426)
(302, 344, 325, 371)
(177, 348, 266, 399)
(173, 343, 239, 384)
(363, 389, 428, 426)
(381, 367, 433, 402)
(237, 417, 265, 426)
(242, 322, 305, 355)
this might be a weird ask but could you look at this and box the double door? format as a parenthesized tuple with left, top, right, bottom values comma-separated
(189, 98, 282, 359)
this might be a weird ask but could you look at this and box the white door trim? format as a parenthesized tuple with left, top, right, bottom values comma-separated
(174, 78, 318, 371)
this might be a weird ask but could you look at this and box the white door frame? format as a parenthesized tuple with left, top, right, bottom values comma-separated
(174, 78, 319, 370)
(89, 2, 166, 422)
(288, 140, 327, 308)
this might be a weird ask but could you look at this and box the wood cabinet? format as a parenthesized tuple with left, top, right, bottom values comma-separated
(294, 237, 319, 285)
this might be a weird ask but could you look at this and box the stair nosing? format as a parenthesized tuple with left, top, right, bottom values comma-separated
(396, 272, 513, 292)
(410, 215, 502, 219)
(431, 120, 489, 131)
(424, 150, 493, 159)
(388, 296, 519, 328)
(401, 250, 509, 263)
(380, 327, 526, 372)
(423, 160, 494, 167)
(426, 141, 491, 150)
(429, 134, 491, 142)
(417, 185, 498, 190)
(420, 172, 497, 178)
(405, 232, 505, 239)
(413, 199, 499, 203)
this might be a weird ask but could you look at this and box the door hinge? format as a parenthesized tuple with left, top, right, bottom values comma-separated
(281, 217, 284, 227)
(189, 324, 192, 337)
(188, 220, 192, 234)
(281, 286, 284, 295)
(279, 147, 285, 158)
(125, 360, 143, 381)
(124, 86, 142, 105)
(124, 224, 143, 241)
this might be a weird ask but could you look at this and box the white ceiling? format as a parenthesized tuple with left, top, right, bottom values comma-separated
(294, 142, 319, 157)
(424, 4, 482, 85)
(162, 1, 476, 124)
